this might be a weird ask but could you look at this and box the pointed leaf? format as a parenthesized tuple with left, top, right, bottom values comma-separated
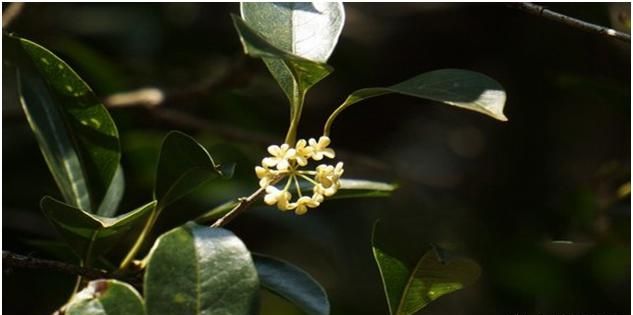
(5, 34, 120, 213)
(333, 179, 397, 199)
(40, 196, 157, 265)
(155, 131, 224, 209)
(372, 223, 481, 315)
(254, 253, 329, 315)
(325, 69, 507, 135)
(96, 164, 125, 217)
(66, 279, 145, 315)
(144, 223, 259, 315)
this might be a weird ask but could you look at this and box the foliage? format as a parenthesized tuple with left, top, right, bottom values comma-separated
(2, 2, 511, 314)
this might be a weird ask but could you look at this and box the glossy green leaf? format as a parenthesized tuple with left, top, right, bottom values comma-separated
(40, 196, 157, 265)
(96, 164, 125, 217)
(5, 34, 120, 213)
(333, 179, 397, 200)
(325, 69, 508, 135)
(240, 2, 343, 106)
(66, 279, 145, 315)
(144, 222, 259, 315)
(232, 13, 333, 98)
(372, 223, 481, 315)
(155, 131, 224, 209)
(254, 253, 329, 315)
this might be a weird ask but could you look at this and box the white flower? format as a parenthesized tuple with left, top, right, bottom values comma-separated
(290, 195, 321, 215)
(264, 186, 292, 210)
(308, 136, 335, 160)
(262, 144, 296, 170)
(314, 162, 343, 197)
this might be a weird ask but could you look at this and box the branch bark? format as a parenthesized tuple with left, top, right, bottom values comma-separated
(512, 3, 630, 42)
(3, 250, 107, 279)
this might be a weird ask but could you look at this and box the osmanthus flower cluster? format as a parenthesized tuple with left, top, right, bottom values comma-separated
(255, 136, 344, 215)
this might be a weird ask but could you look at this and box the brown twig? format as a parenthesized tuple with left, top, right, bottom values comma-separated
(2, 2, 25, 28)
(512, 2, 630, 42)
(3, 250, 107, 279)
(211, 186, 267, 227)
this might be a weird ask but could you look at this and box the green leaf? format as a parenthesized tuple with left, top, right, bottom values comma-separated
(372, 223, 481, 315)
(239, 2, 343, 101)
(325, 69, 508, 135)
(234, 2, 342, 143)
(66, 279, 145, 315)
(155, 131, 224, 209)
(254, 254, 329, 315)
(144, 222, 259, 315)
(241, 2, 344, 63)
(333, 179, 397, 200)
(5, 34, 120, 213)
(96, 164, 125, 217)
(40, 196, 157, 265)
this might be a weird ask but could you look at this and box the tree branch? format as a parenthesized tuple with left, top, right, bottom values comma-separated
(210, 186, 267, 228)
(3, 250, 107, 279)
(512, 3, 630, 42)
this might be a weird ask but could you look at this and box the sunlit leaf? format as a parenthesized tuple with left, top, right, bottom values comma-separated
(333, 179, 397, 199)
(372, 222, 481, 315)
(236, 2, 344, 143)
(66, 279, 145, 315)
(144, 222, 259, 315)
(5, 34, 120, 214)
(40, 196, 156, 265)
(254, 253, 330, 315)
(325, 69, 508, 135)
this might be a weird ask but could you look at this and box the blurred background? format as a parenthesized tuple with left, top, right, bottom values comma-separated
(3, 3, 630, 315)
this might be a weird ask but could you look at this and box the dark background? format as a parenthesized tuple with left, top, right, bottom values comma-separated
(3, 3, 630, 315)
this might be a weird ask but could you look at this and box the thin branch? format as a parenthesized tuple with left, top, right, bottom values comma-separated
(512, 2, 630, 42)
(3, 250, 107, 279)
(2, 2, 25, 28)
(211, 186, 267, 227)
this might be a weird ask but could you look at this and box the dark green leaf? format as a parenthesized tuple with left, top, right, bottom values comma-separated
(155, 131, 224, 209)
(40, 196, 156, 265)
(66, 279, 145, 315)
(325, 69, 508, 135)
(239, 3, 343, 116)
(6, 34, 120, 213)
(144, 222, 259, 315)
(254, 253, 329, 315)
(372, 223, 481, 315)
(194, 199, 239, 223)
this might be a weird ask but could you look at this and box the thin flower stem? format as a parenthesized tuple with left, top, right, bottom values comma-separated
(283, 176, 293, 191)
(299, 174, 318, 185)
(297, 170, 317, 175)
(211, 176, 282, 228)
(293, 175, 303, 197)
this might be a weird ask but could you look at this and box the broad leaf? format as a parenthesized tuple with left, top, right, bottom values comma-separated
(144, 222, 259, 315)
(154, 131, 224, 209)
(240, 2, 343, 109)
(232, 14, 333, 103)
(66, 279, 145, 315)
(325, 69, 508, 135)
(40, 196, 157, 265)
(372, 223, 481, 315)
(254, 253, 329, 315)
(5, 34, 120, 213)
